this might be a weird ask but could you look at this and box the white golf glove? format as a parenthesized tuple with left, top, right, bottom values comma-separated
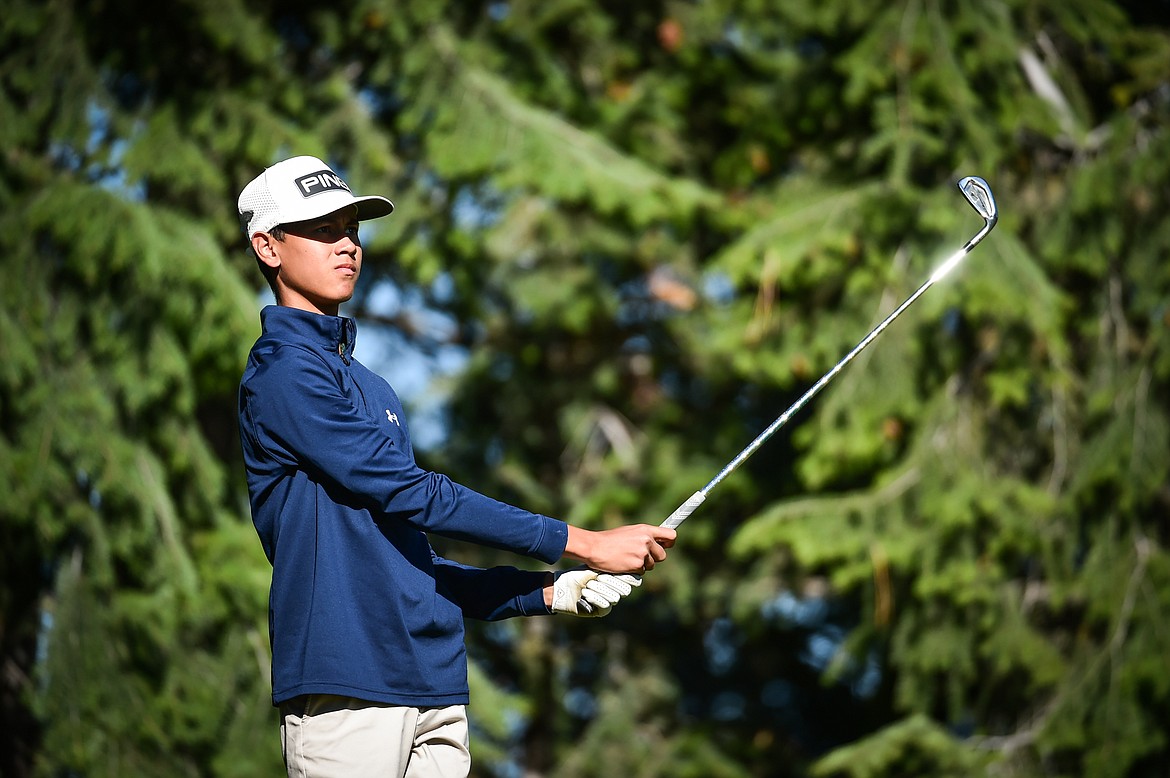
(551, 569, 642, 617)
(578, 573, 642, 614)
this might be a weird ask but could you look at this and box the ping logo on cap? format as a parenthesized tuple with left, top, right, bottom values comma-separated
(296, 169, 352, 197)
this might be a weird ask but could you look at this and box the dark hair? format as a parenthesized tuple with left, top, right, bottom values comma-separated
(252, 225, 285, 301)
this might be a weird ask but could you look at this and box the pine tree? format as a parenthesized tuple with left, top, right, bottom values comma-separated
(2, 1, 1168, 776)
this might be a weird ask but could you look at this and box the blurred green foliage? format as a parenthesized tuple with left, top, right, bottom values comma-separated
(1, 0, 1168, 776)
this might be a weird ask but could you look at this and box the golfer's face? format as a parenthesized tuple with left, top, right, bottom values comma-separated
(275, 206, 362, 315)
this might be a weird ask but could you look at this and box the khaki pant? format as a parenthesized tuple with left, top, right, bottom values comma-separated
(280, 695, 471, 778)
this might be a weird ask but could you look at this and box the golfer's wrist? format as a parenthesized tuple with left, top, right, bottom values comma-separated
(563, 526, 597, 566)
(543, 572, 555, 609)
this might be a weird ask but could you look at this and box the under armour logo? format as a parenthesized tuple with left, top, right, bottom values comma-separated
(386, 410, 400, 426)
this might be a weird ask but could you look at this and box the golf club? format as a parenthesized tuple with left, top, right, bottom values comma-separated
(660, 176, 998, 530)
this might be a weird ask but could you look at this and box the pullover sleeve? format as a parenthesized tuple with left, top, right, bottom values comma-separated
(241, 344, 568, 564)
(432, 552, 552, 620)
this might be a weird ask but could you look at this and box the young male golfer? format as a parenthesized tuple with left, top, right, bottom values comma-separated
(236, 156, 675, 777)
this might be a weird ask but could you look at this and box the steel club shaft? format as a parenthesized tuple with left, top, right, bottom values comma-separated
(661, 176, 998, 529)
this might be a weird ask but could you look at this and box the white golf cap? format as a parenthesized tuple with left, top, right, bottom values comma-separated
(237, 155, 394, 237)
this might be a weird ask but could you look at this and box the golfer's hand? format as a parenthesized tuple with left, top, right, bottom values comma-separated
(576, 572, 642, 614)
(565, 524, 676, 575)
(551, 568, 612, 617)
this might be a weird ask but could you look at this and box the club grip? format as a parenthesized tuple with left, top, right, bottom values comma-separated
(661, 491, 706, 529)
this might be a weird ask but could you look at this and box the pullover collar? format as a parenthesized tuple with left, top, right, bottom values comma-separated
(260, 305, 357, 364)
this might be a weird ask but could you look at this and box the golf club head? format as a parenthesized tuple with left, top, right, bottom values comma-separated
(958, 176, 997, 226)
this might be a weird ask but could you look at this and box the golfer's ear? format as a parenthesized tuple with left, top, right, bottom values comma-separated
(252, 233, 280, 269)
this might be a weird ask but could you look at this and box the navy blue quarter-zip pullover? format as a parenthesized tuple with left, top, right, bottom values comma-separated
(239, 305, 567, 707)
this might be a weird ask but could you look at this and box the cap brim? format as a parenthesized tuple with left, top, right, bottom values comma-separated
(353, 195, 394, 220)
(276, 191, 394, 230)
